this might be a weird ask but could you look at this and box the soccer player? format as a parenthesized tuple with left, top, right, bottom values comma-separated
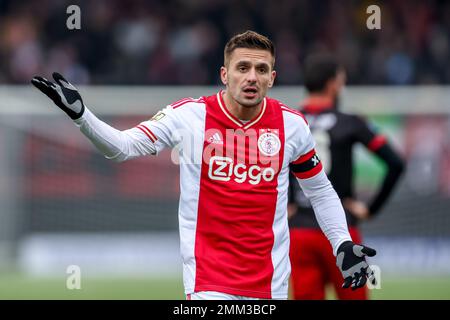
(288, 54, 405, 300)
(31, 31, 376, 300)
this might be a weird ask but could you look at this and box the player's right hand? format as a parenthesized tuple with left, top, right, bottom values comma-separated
(31, 72, 85, 120)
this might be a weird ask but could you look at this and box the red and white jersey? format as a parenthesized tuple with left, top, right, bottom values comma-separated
(135, 91, 323, 299)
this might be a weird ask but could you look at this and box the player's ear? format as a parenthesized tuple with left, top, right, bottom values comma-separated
(268, 70, 276, 88)
(220, 66, 228, 86)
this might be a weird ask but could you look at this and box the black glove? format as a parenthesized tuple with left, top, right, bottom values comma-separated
(31, 72, 85, 120)
(336, 241, 377, 290)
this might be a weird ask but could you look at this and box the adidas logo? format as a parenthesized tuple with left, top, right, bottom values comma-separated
(207, 133, 223, 145)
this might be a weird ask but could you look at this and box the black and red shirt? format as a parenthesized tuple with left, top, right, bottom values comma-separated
(289, 98, 387, 228)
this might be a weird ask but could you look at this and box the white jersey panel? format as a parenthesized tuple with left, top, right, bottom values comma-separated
(270, 163, 291, 299)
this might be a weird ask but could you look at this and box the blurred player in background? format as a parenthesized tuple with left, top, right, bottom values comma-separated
(288, 54, 405, 300)
(31, 31, 377, 300)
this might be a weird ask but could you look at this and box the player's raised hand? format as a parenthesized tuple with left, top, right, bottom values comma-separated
(31, 72, 85, 120)
(336, 241, 377, 290)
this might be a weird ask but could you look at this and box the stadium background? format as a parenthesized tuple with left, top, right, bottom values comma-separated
(1, 0, 450, 299)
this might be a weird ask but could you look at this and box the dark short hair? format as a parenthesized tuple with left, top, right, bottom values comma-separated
(224, 30, 275, 68)
(304, 54, 342, 93)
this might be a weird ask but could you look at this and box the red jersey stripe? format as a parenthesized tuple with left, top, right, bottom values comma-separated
(293, 161, 323, 179)
(194, 94, 284, 298)
(172, 97, 206, 109)
(281, 106, 308, 125)
(292, 149, 316, 165)
(136, 125, 157, 143)
(170, 98, 191, 108)
(139, 124, 158, 142)
(368, 135, 387, 151)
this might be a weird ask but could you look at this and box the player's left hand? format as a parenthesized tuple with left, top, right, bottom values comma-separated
(336, 241, 377, 290)
(287, 203, 298, 219)
(343, 198, 370, 220)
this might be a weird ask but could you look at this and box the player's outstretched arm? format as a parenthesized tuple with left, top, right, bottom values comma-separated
(31, 73, 158, 161)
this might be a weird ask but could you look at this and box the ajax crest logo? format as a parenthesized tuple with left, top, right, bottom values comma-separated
(258, 130, 280, 157)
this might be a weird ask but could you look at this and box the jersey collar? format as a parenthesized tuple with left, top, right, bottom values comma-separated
(301, 96, 334, 114)
(217, 90, 267, 129)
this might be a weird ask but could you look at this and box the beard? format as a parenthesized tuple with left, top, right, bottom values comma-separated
(235, 90, 265, 108)
(238, 98, 263, 108)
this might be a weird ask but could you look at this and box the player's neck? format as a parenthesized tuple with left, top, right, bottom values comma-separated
(222, 91, 262, 121)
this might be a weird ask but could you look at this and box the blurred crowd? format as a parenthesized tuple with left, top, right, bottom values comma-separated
(0, 0, 449, 85)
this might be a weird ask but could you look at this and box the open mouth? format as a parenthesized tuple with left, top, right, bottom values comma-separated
(243, 87, 258, 97)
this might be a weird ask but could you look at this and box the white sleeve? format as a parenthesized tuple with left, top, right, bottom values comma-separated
(73, 106, 178, 162)
(296, 171, 352, 256)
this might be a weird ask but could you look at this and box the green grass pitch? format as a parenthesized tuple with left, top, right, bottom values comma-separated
(1, 274, 449, 299)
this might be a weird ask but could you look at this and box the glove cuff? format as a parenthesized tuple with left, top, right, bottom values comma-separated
(337, 241, 354, 254)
